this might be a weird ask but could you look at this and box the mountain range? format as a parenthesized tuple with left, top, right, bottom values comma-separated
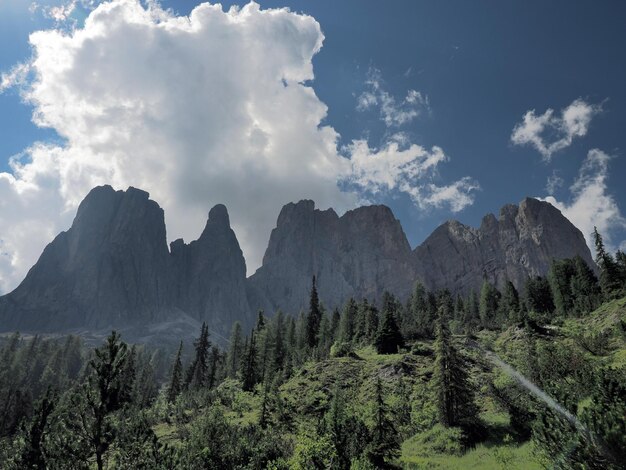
(0, 185, 594, 342)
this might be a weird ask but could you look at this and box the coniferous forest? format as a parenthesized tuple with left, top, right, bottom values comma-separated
(1, 229, 626, 469)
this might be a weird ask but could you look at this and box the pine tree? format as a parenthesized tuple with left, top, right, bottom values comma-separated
(374, 293, 404, 354)
(411, 281, 429, 338)
(524, 276, 554, 315)
(207, 346, 219, 389)
(241, 332, 257, 392)
(463, 289, 480, 331)
(433, 305, 481, 439)
(571, 255, 601, 316)
(185, 322, 211, 389)
(18, 387, 56, 469)
(226, 322, 243, 379)
(499, 281, 520, 324)
(256, 311, 266, 332)
(330, 308, 341, 342)
(339, 297, 358, 343)
(167, 341, 183, 403)
(594, 227, 623, 300)
(548, 258, 577, 317)
(86, 331, 132, 470)
(272, 311, 287, 371)
(367, 377, 400, 467)
(479, 280, 501, 328)
(305, 276, 322, 348)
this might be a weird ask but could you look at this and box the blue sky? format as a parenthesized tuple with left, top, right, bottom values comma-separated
(1, 0, 625, 291)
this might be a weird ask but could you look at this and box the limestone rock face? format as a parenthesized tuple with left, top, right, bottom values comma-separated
(412, 197, 595, 294)
(0, 185, 172, 331)
(170, 204, 253, 335)
(0, 187, 252, 342)
(247, 200, 416, 314)
(0, 187, 596, 342)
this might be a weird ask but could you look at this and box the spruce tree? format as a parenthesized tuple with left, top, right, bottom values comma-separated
(499, 281, 520, 324)
(226, 322, 243, 379)
(305, 276, 322, 348)
(185, 322, 211, 390)
(433, 305, 481, 439)
(18, 387, 56, 469)
(479, 280, 501, 329)
(166, 341, 183, 403)
(524, 276, 554, 314)
(339, 297, 358, 344)
(330, 308, 341, 342)
(571, 255, 601, 316)
(272, 311, 287, 371)
(367, 377, 400, 467)
(548, 258, 577, 316)
(374, 293, 404, 354)
(241, 332, 257, 392)
(594, 227, 623, 300)
(86, 331, 132, 470)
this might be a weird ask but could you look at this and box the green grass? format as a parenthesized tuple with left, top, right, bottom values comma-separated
(400, 439, 541, 469)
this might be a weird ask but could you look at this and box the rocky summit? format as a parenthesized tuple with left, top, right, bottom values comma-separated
(0, 186, 595, 342)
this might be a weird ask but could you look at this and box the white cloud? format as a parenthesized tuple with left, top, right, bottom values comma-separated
(345, 138, 479, 212)
(511, 98, 601, 161)
(0, 63, 32, 93)
(545, 170, 564, 195)
(0, 0, 476, 293)
(542, 149, 625, 252)
(356, 67, 429, 127)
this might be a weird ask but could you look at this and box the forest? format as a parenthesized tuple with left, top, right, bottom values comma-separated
(1, 227, 625, 469)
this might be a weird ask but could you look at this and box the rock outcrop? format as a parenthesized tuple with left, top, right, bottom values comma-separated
(247, 200, 416, 314)
(412, 197, 596, 294)
(0, 186, 172, 332)
(0, 186, 252, 342)
(0, 186, 596, 342)
(170, 204, 253, 336)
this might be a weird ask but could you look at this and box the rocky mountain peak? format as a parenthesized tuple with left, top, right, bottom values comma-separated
(208, 203, 230, 227)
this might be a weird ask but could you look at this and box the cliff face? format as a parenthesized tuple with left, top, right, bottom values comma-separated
(0, 186, 172, 331)
(0, 187, 596, 341)
(170, 204, 253, 335)
(0, 187, 252, 341)
(412, 197, 596, 294)
(247, 200, 416, 314)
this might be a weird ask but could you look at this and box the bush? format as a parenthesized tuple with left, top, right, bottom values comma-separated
(408, 424, 464, 456)
(330, 341, 353, 358)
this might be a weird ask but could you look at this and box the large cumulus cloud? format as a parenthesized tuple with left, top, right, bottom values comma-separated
(0, 0, 477, 292)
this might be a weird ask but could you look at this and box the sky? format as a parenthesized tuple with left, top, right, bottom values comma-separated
(1, 0, 625, 293)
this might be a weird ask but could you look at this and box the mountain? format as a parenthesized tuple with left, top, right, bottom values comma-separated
(0, 186, 596, 341)
(412, 197, 596, 294)
(247, 200, 416, 315)
(0, 186, 251, 343)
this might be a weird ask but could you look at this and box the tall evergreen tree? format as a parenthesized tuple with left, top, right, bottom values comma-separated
(548, 258, 577, 317)
(571, 255, 601, 316)
(305, 276, 322, 348)
(86, 331, 132, 470)
(374, 293, 404, 354)
(499, 280, 520, 324)
(18, 387, 56, 469)
(241, 332, 257, 392)
(524, 276, 554, 315)
(594, 227, 623, 300)
(185, 322, 211, 390)
(433, 305, 481, 439)
(339, 297, 358, 344)
(226, 322, 243, 379)
(367, 377, 400, 468)
(479, 280, 501, 329)
(166, 341, 183, 403)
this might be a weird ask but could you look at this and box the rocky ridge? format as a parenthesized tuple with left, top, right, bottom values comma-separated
(0, 186, 595, 342)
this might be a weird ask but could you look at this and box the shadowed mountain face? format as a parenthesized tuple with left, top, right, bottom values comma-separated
(0, 186, 595, 341)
